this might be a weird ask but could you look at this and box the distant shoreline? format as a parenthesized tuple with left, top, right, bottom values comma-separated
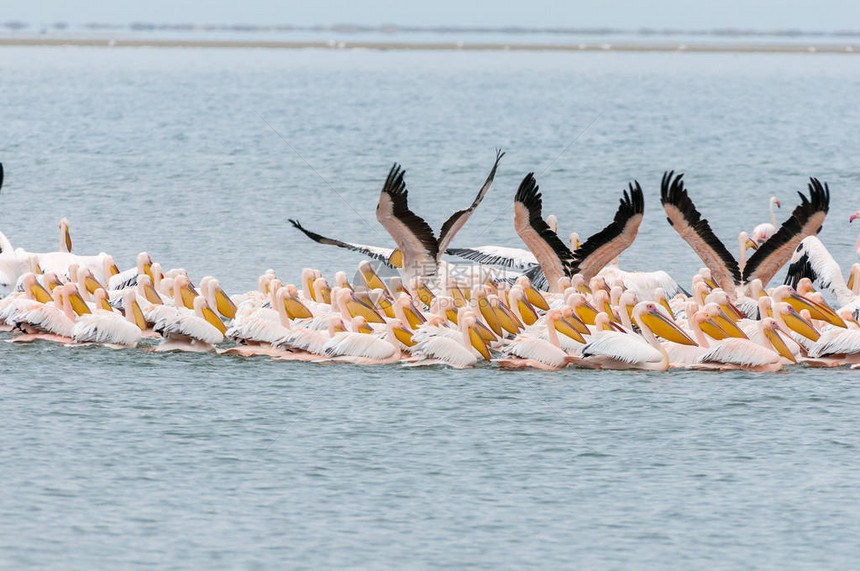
(1, 37, 858, 53)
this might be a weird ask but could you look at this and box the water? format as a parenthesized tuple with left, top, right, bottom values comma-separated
(1, 46, 860, 568)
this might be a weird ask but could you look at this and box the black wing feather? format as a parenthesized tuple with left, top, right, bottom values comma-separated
(660, 171, 742, 285)
(437, 148, 504, 253)
(742, 177, 830, 282)
(571, 181, 644, 267)
(514, 173, 577, 275)
(288, 219, 397, 269)
(380, 164, 440, 261)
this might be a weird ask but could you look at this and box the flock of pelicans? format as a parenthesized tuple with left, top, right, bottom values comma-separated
(2, 153, 860, 372)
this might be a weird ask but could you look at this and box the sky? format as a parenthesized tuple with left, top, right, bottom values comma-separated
(2, 0, 858, 31)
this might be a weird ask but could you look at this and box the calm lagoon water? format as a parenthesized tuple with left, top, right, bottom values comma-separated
(1, 46, 859, 568)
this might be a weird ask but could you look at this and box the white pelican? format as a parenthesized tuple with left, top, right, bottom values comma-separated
(58, 218, 72, 253)
(152, 276, 225, 352)
(783, 237, 859, 315)
(109, 252, 154, 291)
(407, 313, 491, 368)
(222, 286, 293, 356)
(750, 196, 781, 247)
(11, 284, 91, 343)
(321, 317, 413, 365)
(71, 290, 145, 348)
(375, 150, 505, 288)
(692, 318, 796, 372)
(496, 309, 577, 370)
(661, 172, 830, 294)
(291, 150, 504, 279)
(513, 172, 644, 292)
(575, 302, 696, 371)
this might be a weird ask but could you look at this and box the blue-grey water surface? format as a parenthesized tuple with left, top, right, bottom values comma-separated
(1, 46, 860, 569)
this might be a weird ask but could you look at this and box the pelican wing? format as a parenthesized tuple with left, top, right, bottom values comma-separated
(513, 173, 577, 281)
(572, 181, 645, 280)
(288, 219, 397, 269)
(437, 149, 505, 255)
(581, 331, 663, 364)
(445, 245, 538, 270)
(376, 164, 439, 272)
(742, 178, 830, 286)
(660, 171, 741, 292)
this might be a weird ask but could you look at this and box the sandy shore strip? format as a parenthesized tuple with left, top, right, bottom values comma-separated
(0, 37, 858, 53)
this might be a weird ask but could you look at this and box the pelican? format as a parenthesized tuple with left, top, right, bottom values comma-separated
(11, 284, 91, 343)
(321, 318, 412, 365)
(221, 286, 293, 356)
(407, 312, 491, 368)
(692, 318, 796, 372)
(496, 309, 577, 370)
(152, 276, 225, 352)
(58, 218, 72, 253)
(661, 172, 829, 294)
(575, 302, 696, 371)
(291, 149, 504, 279)
(784, 236, 860, 315)
(750, 196, 781, 247)
(375, 150, 505, 288)
(71, 290, 145, 348)
(513, 172, 644, 292)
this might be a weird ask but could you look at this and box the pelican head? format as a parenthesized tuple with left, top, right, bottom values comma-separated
(633, 301, 696, 345)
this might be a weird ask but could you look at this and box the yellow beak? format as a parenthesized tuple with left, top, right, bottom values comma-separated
(201, 305, 227, 334)
(786, 293, 846, 329)
(554, 317, 586, 343)
(84, 275, 104, 296)
(109, 264, 120, 277)
(450, 284, 469, 308)
(479, 301, 503, 337)
(98, 295, 112, 312)
(319, 284, 332, 305)
(305, 277, 317, 302)
(445, 306, 459, 324)
(214, 287, 237, 320)
(476, 321, 498, 343)
(68, 289, 92, 316)
(700, 318, 729, 341)
(143, 263, 153, 282)
(130, 299, 147, 330)
(516, 297, 539, 326)
(416, 284, 436, 308)
(765, 326, 797, 363)
(363, 266, 388, 293)
(345, 294, 385, 324)
(494, 304, 522, 334)
(30, 281, 54, 304)
(388, 249, 403, 269)
(659, 298, 674, 319)
(468, 324, 492, 361)
(639, 309, 697, 346)
(143, 282, 163, 305)
(283, 295, 314, 320)
(574, 300, 599, 326)
(524, 286, 550, 311)
(745, 239, 758, 251)
(356, 322, 374, 334)
(712, 310, 749, 339)
(781, 307, 820, 341)
(393, 325, 416, 347)
(377, 296, 396, 319)
(179, 283, 198, 310)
